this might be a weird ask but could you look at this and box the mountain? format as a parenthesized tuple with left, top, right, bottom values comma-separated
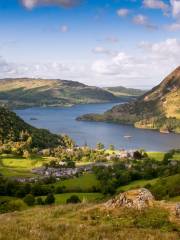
(0, 78, 118, 108)
(104, 86, 146, 97)
(0, 106, 66, 148)
(77, 67, 180, 133)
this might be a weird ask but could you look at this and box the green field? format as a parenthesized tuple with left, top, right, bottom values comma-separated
(41, 193, 104, 204)
(117, 178, 158, 192)
(147, 152, 180, 161)
(173, 153, 180, 160)
(148, 152, 165, 161)
(0, 155, 51, 177)
(53, 173, 100, 192)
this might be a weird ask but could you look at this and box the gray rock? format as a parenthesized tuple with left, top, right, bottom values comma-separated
(175, 203, 180, 217)
(105, 188, 154, 210)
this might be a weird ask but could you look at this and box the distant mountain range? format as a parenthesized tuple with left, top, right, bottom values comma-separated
(78, 67, 180, 133)
(0, 78, 145, 108)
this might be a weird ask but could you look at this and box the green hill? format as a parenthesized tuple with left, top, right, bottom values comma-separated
(0, 106, 66, 148)
(77, 67, 180, 133)
(104, 86, 146, 97)
(0, 78, 118, 108)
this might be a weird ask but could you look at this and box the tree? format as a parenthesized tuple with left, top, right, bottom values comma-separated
(96, 142, 104, 150)
(23, 194, 35, 206)
(36, 197, 44, 205)
(109, 144, 115, 151)
(45, 193, 55, 205)
(66, 195, 81, 204)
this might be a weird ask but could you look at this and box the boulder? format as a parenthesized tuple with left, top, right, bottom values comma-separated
(105, 188, 154, 210)
(175, 203, 180, 218)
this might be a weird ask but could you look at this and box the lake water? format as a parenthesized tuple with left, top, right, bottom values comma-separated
(15, 102, 180, 151)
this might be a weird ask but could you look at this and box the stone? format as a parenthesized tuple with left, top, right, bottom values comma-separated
(105, 188, 154, 210)
(175, 203, 180, 218)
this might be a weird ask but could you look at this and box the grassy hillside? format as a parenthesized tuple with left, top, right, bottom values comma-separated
(0, 78, 118, 108)
(78, 67, 180, 133)
(0, 203, 179, 240)
(104, 86, 146, 97)
(0, 106, 67, 148)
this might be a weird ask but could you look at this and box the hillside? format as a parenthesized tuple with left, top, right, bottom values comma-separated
(104, 86, 146, 97)
(0, 192, 179, 240)
(0, 78, 118, 108)
(0, 106, 66, 148)
(77, 67, 180, 133)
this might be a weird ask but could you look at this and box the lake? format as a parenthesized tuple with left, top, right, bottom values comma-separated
(15, 102, 180, 151)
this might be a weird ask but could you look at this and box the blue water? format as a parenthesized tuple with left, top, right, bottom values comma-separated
(15, 102, 180, 151)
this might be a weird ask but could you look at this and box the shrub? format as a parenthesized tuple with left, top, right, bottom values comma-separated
(23, 194, 35, 206)
(66, 195, 81, 204)
(45, 193, 55, 205)
(36, 197, 44, 205)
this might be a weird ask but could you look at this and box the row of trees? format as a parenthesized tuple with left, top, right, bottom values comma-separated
(93, 152, 180, 195)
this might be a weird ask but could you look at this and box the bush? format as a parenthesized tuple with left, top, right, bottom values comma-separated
(36, 197, 44, 205)
(23, 194, 35, 206)
(0, 199, 27, 213)
(45, 193, 55, 205)
(66, 195, 81, 204)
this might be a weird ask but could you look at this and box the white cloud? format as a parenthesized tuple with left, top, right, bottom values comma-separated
(170, 0, 180, 18)
(166, 22, 180, 31)
(92, 38, 180, 86)
(1, 39, 180, 87)
(117, 8, 130, 17)
(133, 14, 147, 25)
(92, 47, 117, 56)
(133, 14, 157, 29)
(105, 36, 119, 43)
(60, 25, 69, 32)
(143, 0, 169, 13)
(21, 0, 81, 9)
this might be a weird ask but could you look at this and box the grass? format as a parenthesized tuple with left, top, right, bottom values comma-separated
(0, 204, 179, 240)
(169, 196, 180, 202)
(41, 193, 104, 204)
(53, 173, 100, 192)
(117, 178, 158, 192)
(147, 152, 165, 161)
(172, 153, 180, 160)
(148, 152, 180, 161)
(0, 155, 51, 177)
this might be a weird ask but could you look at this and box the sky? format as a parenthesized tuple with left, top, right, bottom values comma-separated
(0, 0, 180, 88)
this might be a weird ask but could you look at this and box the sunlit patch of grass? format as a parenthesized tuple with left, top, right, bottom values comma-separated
(52, 173, 100, 192)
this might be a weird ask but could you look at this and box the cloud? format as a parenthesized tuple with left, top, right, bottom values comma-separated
(133, 14, 157, 29)
(60, 25, 69, 32)
(117, 8, 130, 17)
(0, 56, 72, 79)
(92, 38, 180, 86)
(105, 36, 119, 43)
(21, 0, 81, 9)
(92, 47, 117, 56)
(166, 22, 180, 31)
(143, 0, 169, 13)
(170, 0, 180, 18)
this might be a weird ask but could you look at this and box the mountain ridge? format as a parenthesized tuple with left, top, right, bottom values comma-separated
(77, 67, 180, 133)
(0, 78, 145, 109)
(0, 78, 117, 108)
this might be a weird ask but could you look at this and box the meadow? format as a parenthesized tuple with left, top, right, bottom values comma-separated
(0, 203, 179, 240)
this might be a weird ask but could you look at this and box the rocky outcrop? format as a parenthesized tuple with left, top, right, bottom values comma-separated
(105, 188, 154, 210)
(175, 203, 180, 218)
